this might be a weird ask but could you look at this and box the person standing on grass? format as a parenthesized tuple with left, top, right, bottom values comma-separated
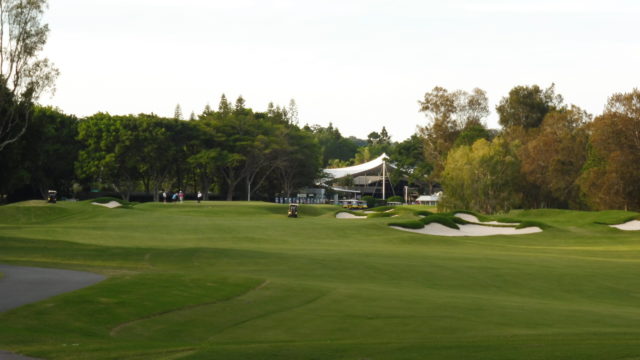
(197, 191, 202, 203)
(179, 190, 184, 203)
(172, 192, 178, 203)
(162, 191, 167, 203)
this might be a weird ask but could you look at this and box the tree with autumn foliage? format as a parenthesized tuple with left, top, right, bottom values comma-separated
(519, 106, 591, 209)
(578, 89, 640, 211)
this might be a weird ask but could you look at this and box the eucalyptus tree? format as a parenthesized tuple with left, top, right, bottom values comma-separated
(418, 86, 490, 184)
(0, 0, 58, 151)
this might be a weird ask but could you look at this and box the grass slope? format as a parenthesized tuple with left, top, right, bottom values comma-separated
(1, 201, 640, 359)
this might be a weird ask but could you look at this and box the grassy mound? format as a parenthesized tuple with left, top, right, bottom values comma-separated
(414, 210, 433, 217)
(366, 212, 396, 218)
(421, 214, 460, 229)
(389, 213, 461, 229)
(0, 202, 73, 225)
(594, 215, 640, 225)
(387, 219, 424, 229)
(515, 220, 551, 230)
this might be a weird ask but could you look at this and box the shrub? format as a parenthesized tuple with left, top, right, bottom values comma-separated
(375, 199, 387, 207)
(362, 196, 376, 209)
(387, 196, 403, 203)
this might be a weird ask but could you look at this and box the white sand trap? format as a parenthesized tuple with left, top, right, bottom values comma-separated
(454, 213, 518, 226)
(610, 220, 640, 231)
(364, 211, 376, 214)
(392, 223, 542, 237)
(91, 201, 122, 208)
(336, 212, 366, 219)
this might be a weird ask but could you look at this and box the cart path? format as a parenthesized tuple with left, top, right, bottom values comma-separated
(0, 265, 105, 359)
(0, 350, 44, 360)
(0, 264, 105, 312)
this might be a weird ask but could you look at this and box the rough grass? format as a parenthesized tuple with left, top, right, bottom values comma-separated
(367, 205, 396, 212)
(594, 214, 640, 225)
(1, 202, 640, 360)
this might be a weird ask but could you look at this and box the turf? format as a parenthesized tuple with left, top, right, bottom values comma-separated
(1, 201, 640, 359)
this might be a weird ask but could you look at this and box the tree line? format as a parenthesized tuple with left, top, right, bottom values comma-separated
(3, 0, 640, 212)
(419, 85, 640, 213)
(1, 95, 328, 202)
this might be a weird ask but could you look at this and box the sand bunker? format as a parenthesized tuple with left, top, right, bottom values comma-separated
(91, 201, 122, 208)
(336, 212, 367, 219)
(454, 213, 518, 225)
(610, 220, 640, 231)
(392, 223, 542, 237)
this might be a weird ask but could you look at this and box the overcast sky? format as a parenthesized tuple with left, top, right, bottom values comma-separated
(41, 0, 639, 141)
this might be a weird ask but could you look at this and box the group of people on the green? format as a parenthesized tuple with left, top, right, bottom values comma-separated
(161, 190, 204, 203)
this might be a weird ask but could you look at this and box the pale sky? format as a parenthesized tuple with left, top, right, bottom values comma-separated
(41, 0, 639, 141)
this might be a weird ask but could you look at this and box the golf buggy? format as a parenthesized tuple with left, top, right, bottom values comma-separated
(288, 203, 299, 218)
(47, 190, 57, 204)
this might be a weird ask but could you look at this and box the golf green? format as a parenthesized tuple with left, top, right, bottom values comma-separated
(1, 200, 640, 359)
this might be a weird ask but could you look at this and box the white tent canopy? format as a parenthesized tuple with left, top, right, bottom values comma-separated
(323, 153, 392, 180)
(320, 153, 394, 200)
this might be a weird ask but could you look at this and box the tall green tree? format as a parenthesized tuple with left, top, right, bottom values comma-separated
(390, 134, 433, 194)
(76, 114, 140, 201)
(275, 126, 321, 197)
(441, 138, 522, 214)
(135, 115, 183, 201)
(173, 104, 183, 120)
(496, 84, 563, 129)
(0, 106, 78, 199)
(306, 123, 360, 166)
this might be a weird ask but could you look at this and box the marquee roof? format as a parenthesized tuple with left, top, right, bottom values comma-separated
(322, 153, 392, 181)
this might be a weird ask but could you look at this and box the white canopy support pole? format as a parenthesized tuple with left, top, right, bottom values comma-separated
(382, 160, 386, 200)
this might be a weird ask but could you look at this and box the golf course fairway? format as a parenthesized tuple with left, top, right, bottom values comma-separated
(1, 200, 640, 359)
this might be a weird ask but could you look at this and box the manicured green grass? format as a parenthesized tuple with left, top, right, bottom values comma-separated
(1, 201, 640, 359)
